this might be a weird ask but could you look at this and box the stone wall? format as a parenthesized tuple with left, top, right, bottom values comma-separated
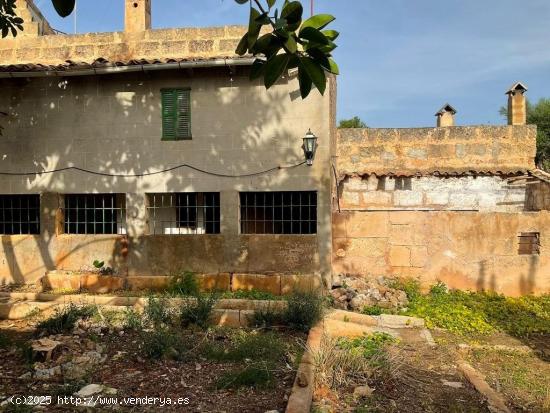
(340, 175, 527, 212)
(332, 210, 550, 296)
(337, 126, 537, 176)
(0, 24, 246, 65)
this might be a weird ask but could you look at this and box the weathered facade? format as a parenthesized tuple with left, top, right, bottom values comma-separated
(333, 111, 550, 296)
(0, 0, 547, 297)
(0, 0, 335, 285)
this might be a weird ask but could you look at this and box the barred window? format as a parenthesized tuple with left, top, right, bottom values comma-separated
(147, 193, 220, 235)
(0, 195, 40, 235)
(240, 191, 317, 235)
(63, 194, 126, 235)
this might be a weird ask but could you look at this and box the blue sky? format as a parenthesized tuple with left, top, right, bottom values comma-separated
(34, 0, 550, 127)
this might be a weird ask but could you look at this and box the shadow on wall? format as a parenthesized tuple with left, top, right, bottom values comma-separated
(0, 65, 324, 286)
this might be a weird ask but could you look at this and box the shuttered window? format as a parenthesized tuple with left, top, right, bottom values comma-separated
(161, 88, 191, 140)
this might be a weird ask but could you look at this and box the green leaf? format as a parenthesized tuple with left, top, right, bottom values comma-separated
(234, 0, 249, 4)
(322, 29, 339, 41)
(284, 35, 297, 53)
(299, 27, 329, 45)
(298, 65, 313, 98)
(281, 1, 303, 31)
(299, 57, 326, 95)
(267, 0, 276, 8)
(301, 14, 335, 30)
(326, 57, 339, 75)
(235, 33, 249, 55)
(250, 59, 266, 80)
(51, 0, 76, 17)
(247, 7, 262, 49)
(264, 54, 290, 89)
(318, 40, 337, 53)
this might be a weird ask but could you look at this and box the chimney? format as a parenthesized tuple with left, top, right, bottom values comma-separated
(435, 104, 457, 127)
(506, 82, 528, 126)
(125, 0, 151, 33)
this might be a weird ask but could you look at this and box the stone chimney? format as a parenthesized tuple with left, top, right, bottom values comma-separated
(435, 104, 457, 127)
(125, 0, 151, 33)
(506, 82, 528, 126)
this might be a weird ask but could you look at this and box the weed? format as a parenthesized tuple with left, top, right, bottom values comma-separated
(144, 295, 172, 327)
(338, 332, 396, 359)
(36, 304, 96, 336)
(123, 307, 143, 330)
(388, 277, 422, 302)
(249, 303, 284, 328)
(203, 330, 284, 362)
(314, 333, 396, 389)
(166, 271, 200, 297)
(179, 294, 217, 330)
(215, 363, 273, 389)
(222, 289, 280, 301)
(283, 290, 324, 332)
(401, 285, 550, 337)
(361, 306, 383, 316)
(20, 342, 34, 367)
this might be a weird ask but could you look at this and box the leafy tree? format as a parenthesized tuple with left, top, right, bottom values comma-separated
(0, 0, 339, 99)
(500, 99, 550, 170)
(338, 116, 367, 128)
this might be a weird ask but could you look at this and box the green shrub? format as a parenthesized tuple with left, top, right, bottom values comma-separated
(142, 328, 179, 360)
(215, 363, 273, 389)
(144, 295, 172, 327)
(36, 304, 96, 336)
(283, 290, 324, 332)
(123, 307, 143, 331)
(0, 331, 11, 349)
(388, 277, 422, 302)
(166, 271, 200, 297)
(179, 293, 217, 329)
(249, 303, 284, 328)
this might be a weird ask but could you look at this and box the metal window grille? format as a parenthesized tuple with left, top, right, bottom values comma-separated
(0, 195, 40, 235)
(240, 191, 317, 235)
(147, 193, 220, 235)
(63, 194, 126, 235)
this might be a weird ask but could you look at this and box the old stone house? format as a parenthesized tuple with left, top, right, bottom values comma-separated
(0, 0, 548, 296)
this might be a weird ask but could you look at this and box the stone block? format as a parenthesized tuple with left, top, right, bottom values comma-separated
(211, 309, 240, 327)
(346, 212, 389, 238)
(197, 273, 231, 292)
(280, 274, 323, 294)
(342, 191, 360, 206)
(42, 272, 80, 291)
(126, 276, 170, 291)
(346, 238, 387, 257)
(232, 273, 281, 295)
(360, 191, 393, 206)
(390, 224, 414, 246)
(377, 314, 425, 328)
(389, 246, 411, 267)
(189, 40, 214, 53)
(394, 191, 424, 207)
(426, 191, 450, 206)
(80, 274, 125, 294)
(410, 246, 428, 268)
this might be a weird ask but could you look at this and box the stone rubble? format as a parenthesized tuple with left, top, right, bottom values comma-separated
(330, 276, 409, 311)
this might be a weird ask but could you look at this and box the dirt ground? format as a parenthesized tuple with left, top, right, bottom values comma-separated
(312, 331, 490, 413)
(0, 317, 304, 413)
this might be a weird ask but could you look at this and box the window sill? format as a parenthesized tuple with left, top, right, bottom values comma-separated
(161, 136, 193, 141)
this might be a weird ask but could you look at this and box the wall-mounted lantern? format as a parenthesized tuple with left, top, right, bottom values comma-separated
(302, 129, 318, 166)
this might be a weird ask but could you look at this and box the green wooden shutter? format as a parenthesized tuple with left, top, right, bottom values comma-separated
(161, 88, 191, 141)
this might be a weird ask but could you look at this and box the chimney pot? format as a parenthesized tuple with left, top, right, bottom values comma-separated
(125, 0, 151, 33)
(506, 82, 528, 126)
(435, 103, 457, 127)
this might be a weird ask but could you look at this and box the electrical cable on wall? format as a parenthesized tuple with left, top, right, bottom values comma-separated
(0, 161, 306, 178)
